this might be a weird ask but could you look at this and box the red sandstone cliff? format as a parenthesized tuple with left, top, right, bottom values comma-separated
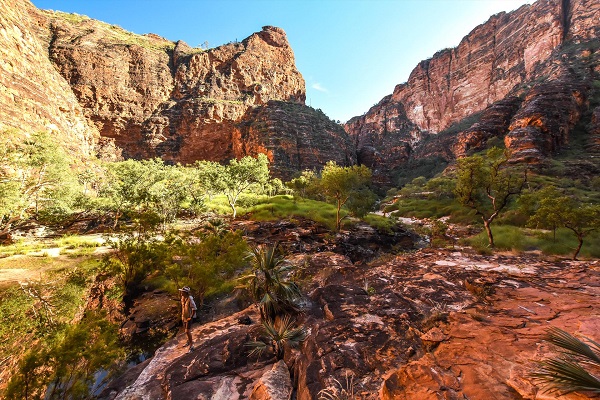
(346, 0, 600, 183)
(1, 0, 353, 177)
(0, 0, 98, 158)
(37, 10, 309, 166)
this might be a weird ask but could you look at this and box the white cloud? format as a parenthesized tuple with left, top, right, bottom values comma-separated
(311, 83, 328, 93)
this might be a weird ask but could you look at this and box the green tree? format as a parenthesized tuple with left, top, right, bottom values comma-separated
(454, 147, 526, 247)
(521, 186, 563, 240)
(190, 160, 224, 202)
(528, 191, 600, 260)
(286, 170, 318, 200)
(147, 164, 189, 231)
(0, 131, 77, 237)
(219, 154, 270, 218)
(320, 162, 375, 231)
(100, 159, 155, 228)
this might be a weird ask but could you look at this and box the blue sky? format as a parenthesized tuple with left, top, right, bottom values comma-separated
(32, 0, 534, 122)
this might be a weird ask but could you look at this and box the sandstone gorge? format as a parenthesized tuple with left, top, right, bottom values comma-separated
(346, 0, 600, 182)
(2, 0, 600, 182)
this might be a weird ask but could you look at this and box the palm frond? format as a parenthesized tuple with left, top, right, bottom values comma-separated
(261, 318, 279, 339)
(532, 327, 600, 394)
(546, 327, 600, 364)
(533, 357, 600, 393)
(276, 280, 302, 301)
(246, 340, 268, 358)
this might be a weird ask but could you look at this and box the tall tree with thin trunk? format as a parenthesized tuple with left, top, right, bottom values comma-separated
(454, 147, 527, 247)
(219, 154, 270, 218)
(320, 162, 375, 231)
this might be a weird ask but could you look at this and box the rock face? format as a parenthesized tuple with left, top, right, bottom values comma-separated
(235, 101, 356, 180)
(250, 360, 293, 400)
(0, 0, 98, 158)
(1, 0, 353, 177)
(37, 11, 308, 166)
(346, 0, 600, 182)
(105, 229, 600, 400)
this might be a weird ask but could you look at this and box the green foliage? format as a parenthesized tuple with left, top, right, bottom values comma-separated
(0, 131, 79, 235)
(163, 230, 249, 305)
(319, 162, 376, 231)
(464, 225, 536, 253)
(243, 195, 339, 229)
(0, 258, 101, 397)
(362, 214, 396, 234)
(239, 244, 301, 322)
(464, 225, 600, 258)
(6, 311, 123, 400)
(218, 154, 271, 218)
(455, 147, 527, 246)
(532, 327, 600, 394)
(102, 229, 169, 294)
(246, 315, 307, 360)
(286, 170, 319, 200)
(524, 186, 600, 260)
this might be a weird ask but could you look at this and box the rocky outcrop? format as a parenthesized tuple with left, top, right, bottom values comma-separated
(505, 79, 588, 162)
(452, 97, 522, 157)
(250, 360, 293, 400)
(99, 219, 599, 400)
(37, 11, 308, 165)
(106, 240, 600, 400)
(346, 0, 600, 180)
(1, 0, 355, 177)
(0, 0, 98, 158)
(235, 101, 356, 180)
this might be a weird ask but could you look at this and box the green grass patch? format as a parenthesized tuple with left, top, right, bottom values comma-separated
(391, 197, 477, 224)
(204, 194, 235, 215)
(362, 214, 396, 233)
(463, 225, 600, 258)
(0, 240, 52, 257)
(54, 235, 101, 249)
(243, 195, 339, 230)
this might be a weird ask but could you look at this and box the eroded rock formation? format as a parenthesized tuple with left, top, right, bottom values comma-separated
(0, 0, 98, 158)
(1, 0, 351, 177)
(346, 0, 600, 182)
(102, 220, 600, 399)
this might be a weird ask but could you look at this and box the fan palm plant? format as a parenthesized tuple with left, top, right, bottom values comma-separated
(532, 327, 600, 394)
(239, 244, 302, 321)
(246, 315, 307, 360)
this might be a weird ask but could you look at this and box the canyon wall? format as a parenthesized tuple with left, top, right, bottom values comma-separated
(0, 0, 98, 157)
(1, 0, 351, 177)
(346, 0, 600, 183)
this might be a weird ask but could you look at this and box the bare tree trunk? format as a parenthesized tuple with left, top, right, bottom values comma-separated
(483, 219, 494, 247)
(573, 235, 583, 260)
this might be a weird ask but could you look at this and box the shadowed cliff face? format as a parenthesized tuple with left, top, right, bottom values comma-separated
(346, 0, 600, 181)
(0, 0, 98, 158)
(235, 101, 357, 180)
